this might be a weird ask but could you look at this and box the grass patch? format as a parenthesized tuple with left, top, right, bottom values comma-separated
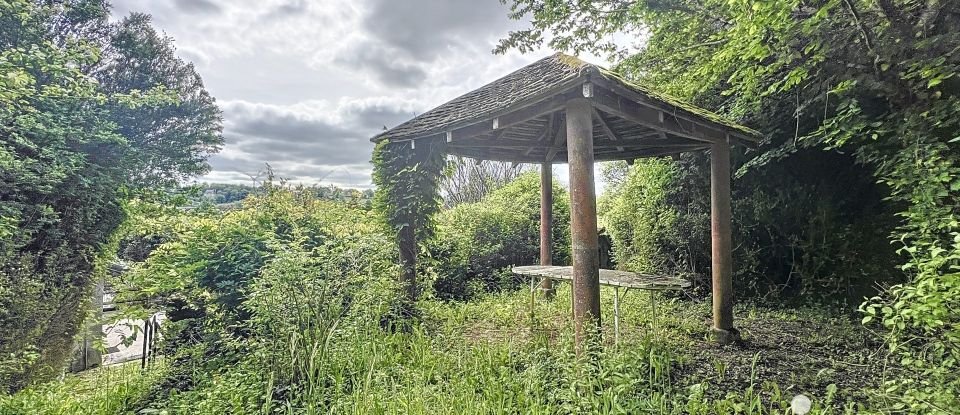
(6, 287, 884, 414)
(0, 361, 164, 415)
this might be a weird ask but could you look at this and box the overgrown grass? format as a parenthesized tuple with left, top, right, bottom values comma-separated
(134, 284, 878, 414)
(0, 361, 164, 415)
(0, 283, 884, 414)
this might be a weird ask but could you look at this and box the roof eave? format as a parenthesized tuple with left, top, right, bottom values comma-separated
(371, 73, 592, 144)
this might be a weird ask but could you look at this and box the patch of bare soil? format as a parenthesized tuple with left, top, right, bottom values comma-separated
(675, 311, 889, 404)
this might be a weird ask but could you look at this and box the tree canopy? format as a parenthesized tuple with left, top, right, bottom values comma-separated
(0, 0, 222, 391)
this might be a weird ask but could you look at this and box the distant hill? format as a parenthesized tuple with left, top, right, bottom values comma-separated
(189, 183, 374, 207)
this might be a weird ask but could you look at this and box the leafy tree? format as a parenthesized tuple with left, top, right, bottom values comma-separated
(97, 13, 222, 188)
(500, 0, 960, 410)
(0, 0, 222, 391)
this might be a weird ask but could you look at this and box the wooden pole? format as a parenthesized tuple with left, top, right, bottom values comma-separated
(140, 317, 150, 370)
(710, 141, 738, 344)
(539, 162, 555, 298)
(566, 98, 601, 347)
(398, 224, 417, 309)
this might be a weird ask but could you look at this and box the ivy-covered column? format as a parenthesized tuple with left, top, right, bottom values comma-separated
(397, 221, 417, 302)
(372, 139, 446, 312)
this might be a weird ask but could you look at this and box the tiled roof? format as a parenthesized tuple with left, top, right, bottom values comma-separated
(373, 53, 760, 143)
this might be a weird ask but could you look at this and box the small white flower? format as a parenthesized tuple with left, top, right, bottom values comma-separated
(791, 394, 812, 415)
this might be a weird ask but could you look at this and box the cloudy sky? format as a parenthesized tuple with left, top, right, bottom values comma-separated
(109, 0, 614, 190)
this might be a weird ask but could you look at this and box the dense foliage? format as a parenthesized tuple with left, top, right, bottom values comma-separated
(192, 183, 254, 205)
(185, 182, 374, 207)
(105, 188, 400, 412)
(371, 139, 446, 304)
(600, 151, 899, 301)
(0, 174, 896, 414)
(501, 0, 960, 411)
(431, 171, 571, 300)
(0, 0, 221, 391)
(1, 282, 883, 414)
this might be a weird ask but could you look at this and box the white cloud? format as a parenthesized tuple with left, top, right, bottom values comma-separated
(110, 0, 615, 190)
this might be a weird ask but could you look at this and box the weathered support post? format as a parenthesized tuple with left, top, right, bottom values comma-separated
(710, 140, 738, 344)
(539, 162, 555, 298)
(398, 224, 417, 308)
(566, 97, 601, 347)
(140, 317, 151, 370)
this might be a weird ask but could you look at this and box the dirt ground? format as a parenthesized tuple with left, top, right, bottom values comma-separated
(673, 309, 890, 405)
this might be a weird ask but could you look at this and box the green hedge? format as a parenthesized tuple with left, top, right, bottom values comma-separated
(431, 172, 570, 300)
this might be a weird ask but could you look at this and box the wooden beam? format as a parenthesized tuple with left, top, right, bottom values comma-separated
(590, 85, 725, 144)
(592, 107, 624, 152)
(592, 76, 758, 145)
(446, 143, 709, 163)
(624, 131, 666, 141)
(447, 142, 706, 151)
(440, 94, 569, 143)
(566, 98, 601, 349)
(490, 126, 511, 141)
(536, 113, 555, 142)
(545, 119, 567, 162)
(593, 146, 708, 162)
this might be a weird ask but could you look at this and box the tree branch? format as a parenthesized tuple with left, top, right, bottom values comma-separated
(842, 0, 874, 51)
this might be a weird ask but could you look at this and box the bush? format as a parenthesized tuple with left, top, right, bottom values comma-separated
(118, 186, 402, 411)
(600, 149, 900, 302)
(431, 172, 571, 300)
(600, 158, 683, 274)
(0, 2, 221, 390)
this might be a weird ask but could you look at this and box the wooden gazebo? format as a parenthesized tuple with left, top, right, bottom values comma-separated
(372, 53, 760, 345)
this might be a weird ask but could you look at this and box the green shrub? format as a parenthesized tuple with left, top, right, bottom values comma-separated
(600, 158, 682, 274)
(120, 186, 403, 411)
(600, 149, 900, 302)
(0, 1, 221, 390)
(430, 172, 570, 300)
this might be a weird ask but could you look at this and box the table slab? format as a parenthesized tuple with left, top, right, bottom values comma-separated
(512, 265, 690, 291)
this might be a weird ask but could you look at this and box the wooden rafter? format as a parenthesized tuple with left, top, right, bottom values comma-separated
(592, 107, 624, 152)
(590, 85, 723, 144)
(545, 120, 567, 162)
